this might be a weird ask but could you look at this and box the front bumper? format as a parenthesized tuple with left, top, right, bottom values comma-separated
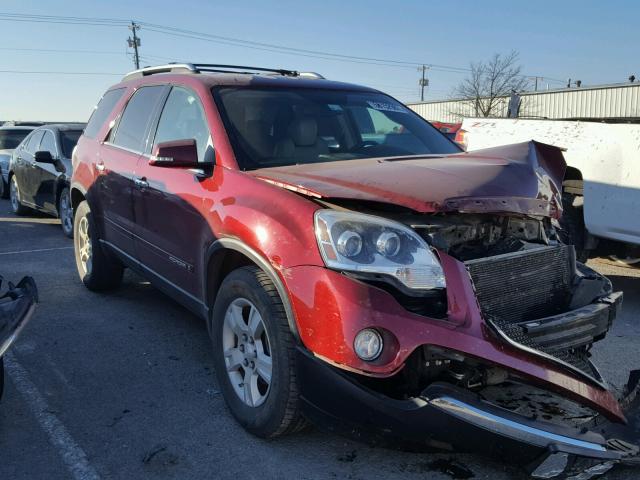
(285, 258, 625, 421)
(297, 348, 640, 478)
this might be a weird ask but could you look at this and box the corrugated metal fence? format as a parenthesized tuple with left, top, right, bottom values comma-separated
(407, 83, 640, 123)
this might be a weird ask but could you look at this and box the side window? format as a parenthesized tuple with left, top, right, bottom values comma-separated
(25, 131, 44, 153)
(39, 131, 57, 155)
(112, 86, 166, 152)
(84, 88, 126, 139)
(153, 87, 212, 162)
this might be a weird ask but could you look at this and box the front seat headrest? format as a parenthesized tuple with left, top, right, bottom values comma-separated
(288, 117, 318, 146)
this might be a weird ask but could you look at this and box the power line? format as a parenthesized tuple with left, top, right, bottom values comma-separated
(0, 70, 122, 75)
(0, 47, 125, 55)
(0, 12, 570, 84)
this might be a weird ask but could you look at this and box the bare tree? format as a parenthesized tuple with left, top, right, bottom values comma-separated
(453, 51, 529, 118)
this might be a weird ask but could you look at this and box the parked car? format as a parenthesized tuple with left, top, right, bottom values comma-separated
(0, 126, 36, 198)
(429, 121, 461, 141)
(0, 276, 38, 400)
(456, 118, 640, 264)
(9, 123, 85, 237)
(70, 63, 639, 478)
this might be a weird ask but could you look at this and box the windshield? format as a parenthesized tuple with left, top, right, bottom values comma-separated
(60, 130, 82, 157)
(0, 129, 32, 150)
(214, 87, 460, 170)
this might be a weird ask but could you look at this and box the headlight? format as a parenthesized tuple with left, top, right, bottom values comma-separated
(314, 210, 445, 291)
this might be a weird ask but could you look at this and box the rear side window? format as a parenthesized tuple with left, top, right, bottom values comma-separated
(112, 86, 166, 152)
(153, 87, 212, 162)
(60, 130, 83, 157)
(39, 131, 56, 154)
(25, 130, 44, 153)
(84, 88, 126, 139)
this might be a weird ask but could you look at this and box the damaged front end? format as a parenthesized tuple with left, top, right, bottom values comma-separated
(268, 142, 640, 478)
(0, 276, 38, 399)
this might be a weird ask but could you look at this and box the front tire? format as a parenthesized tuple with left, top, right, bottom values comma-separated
(58, 187, 74, 238)
(211, 266, 305, 438)
(73, 200, 123, 291)
(9, 175, 29, 215)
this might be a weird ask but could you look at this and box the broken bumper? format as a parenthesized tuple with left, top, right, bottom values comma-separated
(297, 348, 640, 478)
(0, 276, 38, 358)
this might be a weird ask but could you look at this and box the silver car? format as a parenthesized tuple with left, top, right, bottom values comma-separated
(0, 126, 36, 198)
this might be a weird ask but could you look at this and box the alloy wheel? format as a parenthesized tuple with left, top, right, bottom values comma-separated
(77, 216, 92, 275)
(59, 190, 73, 234)
(222, 298, 273, 407)
(9, 177, 19, 211)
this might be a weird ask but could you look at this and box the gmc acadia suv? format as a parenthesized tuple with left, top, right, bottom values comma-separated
(71, 63, 639, 478)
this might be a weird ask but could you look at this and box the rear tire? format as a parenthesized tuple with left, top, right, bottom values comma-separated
(0, 172, 7, 199)
(559, 193, 589, 263)
(73, 200, 123, 291)
(210, 266, 306, 438)
(58, 187, 74, 238)
(9, 175, 29, 215)
(0, 357, 4, 401)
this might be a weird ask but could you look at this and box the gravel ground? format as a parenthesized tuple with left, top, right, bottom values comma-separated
(0, 197, 638, 480)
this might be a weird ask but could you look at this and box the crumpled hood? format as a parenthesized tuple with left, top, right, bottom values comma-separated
(249, 141, 566, 218)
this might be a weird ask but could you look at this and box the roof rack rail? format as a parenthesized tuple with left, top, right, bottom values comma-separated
(193, 63, 299, 77)
(122, 63, 312, 82)
(122, 63, 197, 81)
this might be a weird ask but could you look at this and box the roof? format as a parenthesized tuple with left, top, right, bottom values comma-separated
(116, 63, 378, 93)
(33, 123, 86, 132)
(0, 125, 36, 131)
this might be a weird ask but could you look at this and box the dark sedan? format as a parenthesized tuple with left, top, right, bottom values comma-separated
(8, 123, 85, 237)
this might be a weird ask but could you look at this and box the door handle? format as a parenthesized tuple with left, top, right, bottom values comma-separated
(96, 160, 105, 173)
(134, 177, 149, 189)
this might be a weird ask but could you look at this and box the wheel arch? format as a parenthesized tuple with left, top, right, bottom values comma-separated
(54, 178, 71, 211)
(70, 182, 87, 213)
(563, 166, 584, 195)
(204, 238, 300, 342)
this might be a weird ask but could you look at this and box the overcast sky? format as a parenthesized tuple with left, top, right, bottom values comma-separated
(1, 0, 638, 121)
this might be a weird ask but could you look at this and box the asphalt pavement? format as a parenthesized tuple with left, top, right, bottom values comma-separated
(0, 197, 638, 480)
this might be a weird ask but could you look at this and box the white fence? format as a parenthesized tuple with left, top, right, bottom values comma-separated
(407, 83, 640, 123)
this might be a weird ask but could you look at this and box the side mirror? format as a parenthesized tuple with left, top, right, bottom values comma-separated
(149, 139, 200, 168)
(34, 151, 55, 163)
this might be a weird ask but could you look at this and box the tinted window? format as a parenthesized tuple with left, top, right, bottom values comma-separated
(84, 88, 126, 139)
(214, 88, 460, 170)
(39, 131, 56, 154)
(25, 131, 44, 153)
(112, 86, 165, 152)
(0, 129, 32, 149)
(153, 87, 212, 162)
(60, 130, 83, 157)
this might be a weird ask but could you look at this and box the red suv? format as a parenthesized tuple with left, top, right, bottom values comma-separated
(71, 64, 639, 477)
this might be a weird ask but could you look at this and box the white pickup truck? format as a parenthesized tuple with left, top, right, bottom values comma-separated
(458, 118, 640, 262)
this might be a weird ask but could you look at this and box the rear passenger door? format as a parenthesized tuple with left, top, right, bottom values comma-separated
(133, 86, 213, 303)
(97, 85, 168, 257)
(33, 130, 59, 213)
(14, 130, 44, 206)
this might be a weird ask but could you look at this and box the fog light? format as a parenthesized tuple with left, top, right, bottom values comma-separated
(354, 328, 383, 361)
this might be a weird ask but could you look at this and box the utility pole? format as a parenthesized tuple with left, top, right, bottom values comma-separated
(128, 21, 141, 69)
(418, 65, 429, 102)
